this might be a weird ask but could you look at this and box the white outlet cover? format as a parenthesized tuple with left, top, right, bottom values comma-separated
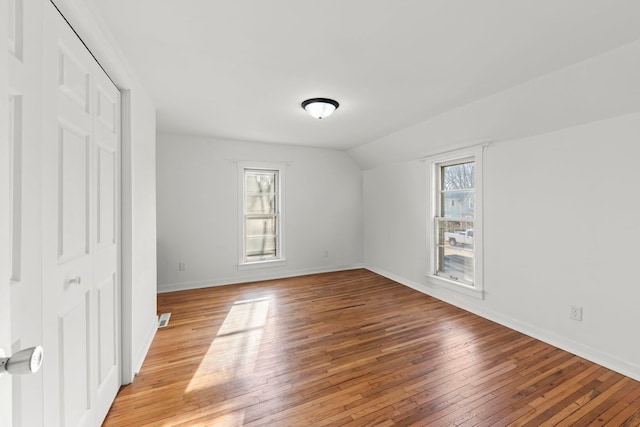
(570, 306, 583, 321)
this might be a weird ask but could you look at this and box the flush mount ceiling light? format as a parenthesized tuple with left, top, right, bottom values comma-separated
(301, 98, 339, 119)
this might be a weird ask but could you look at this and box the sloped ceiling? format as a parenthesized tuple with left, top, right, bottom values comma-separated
(87, 0, 640, 151)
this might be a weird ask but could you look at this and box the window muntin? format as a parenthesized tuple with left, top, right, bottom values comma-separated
(242, 168, 282, 263)
(435, 159, 476, 286)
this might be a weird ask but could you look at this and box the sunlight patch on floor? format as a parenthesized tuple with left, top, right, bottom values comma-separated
(185, 296, 272, 393)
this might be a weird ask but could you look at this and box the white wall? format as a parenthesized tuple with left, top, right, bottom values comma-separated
(359, 35, 640, 380)
(364, 113, 640, 380)
(156, 134, 363, 292)
(130, 92, 158, 375)
(122, 90, 158, 378)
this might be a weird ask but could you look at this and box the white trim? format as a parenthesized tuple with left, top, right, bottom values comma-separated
(227, 159, 293, 167)
(418, 140, 490, 162)
(424, 274, 484, 299)
(367, 266, 640, 382)
(237, 258, 286, 271)
(237, 161, 287, 268)
(426, 145, 484, 297)
(157, 264, 365, 293)
(132, 316, 157, 377)
(119, 90, 133, 382)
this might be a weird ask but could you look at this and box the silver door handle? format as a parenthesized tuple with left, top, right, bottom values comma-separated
(0, 346, 44, 376)
(69, 276, 82, 286)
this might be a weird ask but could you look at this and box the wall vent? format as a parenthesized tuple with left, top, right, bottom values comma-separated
(158, 313, 171, 328)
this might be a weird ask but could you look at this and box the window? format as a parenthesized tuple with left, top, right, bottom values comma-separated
(238, 163, 286, 268)
(428, 147, 483, 296)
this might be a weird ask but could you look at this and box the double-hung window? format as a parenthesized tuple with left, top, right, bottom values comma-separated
(239, 163, 286, 268)
(429, 147, 483, 297)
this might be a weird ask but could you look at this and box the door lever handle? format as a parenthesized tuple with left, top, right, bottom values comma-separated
(69, 276, 82, 286)
(0, 346, 44, 377)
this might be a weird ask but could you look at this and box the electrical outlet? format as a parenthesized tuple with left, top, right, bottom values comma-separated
(570, 306, 583, 321)
(178, 262, 186, 271)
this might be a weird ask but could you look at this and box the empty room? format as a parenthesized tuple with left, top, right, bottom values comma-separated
(2, 0, 640, 426)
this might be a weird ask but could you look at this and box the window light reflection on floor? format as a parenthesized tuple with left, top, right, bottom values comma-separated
(184, 296, 272, 394)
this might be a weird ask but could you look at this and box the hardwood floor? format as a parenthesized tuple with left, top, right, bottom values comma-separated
(103, 269, 640, 426)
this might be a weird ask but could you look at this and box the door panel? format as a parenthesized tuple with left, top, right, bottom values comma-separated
(60, 294, 91, 426)
(58, 46, 90, 112)
(96, 85, 116, 132)
(58, 125, 90, 262)
(97, 147, 115, 248)
(97, 274, 116, 384)
(8, 94, 21, 283)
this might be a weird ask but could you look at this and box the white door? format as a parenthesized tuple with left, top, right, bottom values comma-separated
(1, 0, 13, 424)
(8, 0, 45, 425)
(42, 3, 121, 426)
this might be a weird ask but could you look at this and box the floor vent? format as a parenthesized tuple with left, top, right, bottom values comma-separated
(158, 313, 172, 328)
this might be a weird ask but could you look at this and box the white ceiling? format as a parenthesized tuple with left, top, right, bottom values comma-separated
(88, 0, 640, 151)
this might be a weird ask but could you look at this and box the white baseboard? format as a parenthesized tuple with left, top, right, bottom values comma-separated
(157, 263, 366, 293)
(133, 315, 158, 376)
(366, 265, 640, 382)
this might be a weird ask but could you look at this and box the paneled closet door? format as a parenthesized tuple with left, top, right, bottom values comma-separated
(42, 2, 121, 426)
(7, 0, 44, 425)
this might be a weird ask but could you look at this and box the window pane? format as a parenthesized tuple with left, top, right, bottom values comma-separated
(246, 216, 277, 237)
(442, 162, 474, 191)
(242, 167, 282, 263)
(246, 236, 277, 259)
(436, 219, 474, 284)
(437, 245, 474, 284)
(437, 220, 473, 248)
(441, 190, 474, 219)
(246, 195, 276, 214)
(246, 172, 276, 193)
(433, 156, 478, 288)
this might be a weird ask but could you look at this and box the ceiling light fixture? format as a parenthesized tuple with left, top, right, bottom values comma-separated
(301, 98, 339, 119)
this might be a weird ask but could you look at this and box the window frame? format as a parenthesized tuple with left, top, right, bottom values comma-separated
(238, 162, 286, 270)
(426, 146, 484, 298)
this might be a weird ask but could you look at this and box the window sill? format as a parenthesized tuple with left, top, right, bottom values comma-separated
(238, 258, 287, 271)
(425, 274, 484, 300)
